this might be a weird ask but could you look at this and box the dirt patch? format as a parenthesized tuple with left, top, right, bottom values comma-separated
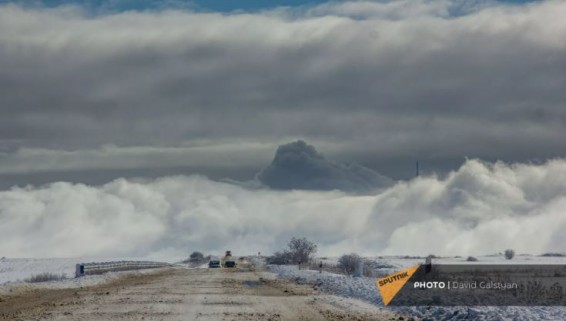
(0, 269, 172, 320)
(0, 268, 402, 321)
(257, 275, 316, 296)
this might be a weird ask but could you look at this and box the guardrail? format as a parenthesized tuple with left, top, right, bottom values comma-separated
(75, 260, 171, 278)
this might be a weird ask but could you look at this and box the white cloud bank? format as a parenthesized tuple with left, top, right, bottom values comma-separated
(1, 158, 565, 259)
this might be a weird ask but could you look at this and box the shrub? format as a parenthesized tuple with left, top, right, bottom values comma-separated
(269, 237, 318, 265)
(366, 261, 395, 269)
(504, 249, 515, 260)
(338, 253, 362, 275)
(362, 260, 376, 277)
(540, 253, 566, 257)
(286, 237, 317, 265)
(25, 273, 66, 283)
(466, 256, 478, 262)
(268, 251, 291, 265)
(189, 251, 204, 262)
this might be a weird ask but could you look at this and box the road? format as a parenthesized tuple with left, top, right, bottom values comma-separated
(0, 267, 401, 321)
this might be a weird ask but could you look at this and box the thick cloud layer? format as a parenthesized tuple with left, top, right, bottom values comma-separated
(0, 1, 566, 182)
(1, 158, 564, 259)
(257, 140, 392, 192)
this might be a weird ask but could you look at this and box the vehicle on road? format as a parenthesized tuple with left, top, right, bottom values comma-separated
(208, 257, 221, 268)
(223, 250, 236, 268)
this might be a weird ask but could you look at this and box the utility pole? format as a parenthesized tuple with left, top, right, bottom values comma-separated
(416, 161, 419, 177)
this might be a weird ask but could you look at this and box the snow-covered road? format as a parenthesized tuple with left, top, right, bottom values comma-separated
(0, 267, 400, 321)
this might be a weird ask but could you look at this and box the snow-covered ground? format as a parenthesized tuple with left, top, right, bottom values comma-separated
(2, 255, 565, 320)
(321, 254, 566, 267)
(0, 257, 179, 295)
(269, 255, 566, 321)
(268, 265, 383, 304)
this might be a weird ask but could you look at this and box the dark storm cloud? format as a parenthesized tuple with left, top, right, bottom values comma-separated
(0, 0, 566, 183)
(257, 140, 393, 192)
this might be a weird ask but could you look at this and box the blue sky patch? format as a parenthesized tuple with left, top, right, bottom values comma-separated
(1, 0, 539, 13)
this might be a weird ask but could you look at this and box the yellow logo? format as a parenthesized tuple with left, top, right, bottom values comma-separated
(376, 265, 420, 305)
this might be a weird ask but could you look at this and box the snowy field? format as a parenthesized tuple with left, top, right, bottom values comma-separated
(2, 255, 565, 320)
(320, 254, 566, 267)
(269, 255, 566, 321)
(0, 257, 178, 294)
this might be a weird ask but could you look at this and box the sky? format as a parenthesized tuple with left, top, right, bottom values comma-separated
(1, 0, 539, 13)
(0, 0, 565, 258)
(0, 0, 564, 187)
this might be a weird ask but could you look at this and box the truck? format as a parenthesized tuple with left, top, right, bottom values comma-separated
(223, 250, 236, 268)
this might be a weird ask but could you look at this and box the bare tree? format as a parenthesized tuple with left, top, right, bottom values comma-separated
(338, 253, 361, 275)
(287, 237, 317, 265)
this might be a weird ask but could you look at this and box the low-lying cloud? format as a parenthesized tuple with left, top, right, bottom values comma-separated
(1, 158, 564, 259)
(0, 143, 274, 175)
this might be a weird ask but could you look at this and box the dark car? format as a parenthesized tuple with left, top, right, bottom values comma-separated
(208, 257, 221, 268)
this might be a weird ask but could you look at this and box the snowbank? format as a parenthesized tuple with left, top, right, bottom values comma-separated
(268, 265, 382, 305)
(0, 257, 177, 294)
(267, 259, 566, 321)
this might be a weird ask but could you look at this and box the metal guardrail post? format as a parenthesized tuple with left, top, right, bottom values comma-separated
(75, 263, 85, 277)
(75, 260, 170, 278)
